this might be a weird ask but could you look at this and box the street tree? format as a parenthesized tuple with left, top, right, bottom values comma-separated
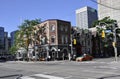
(92, 17, 119, 57)
(11, 19, 41, 60)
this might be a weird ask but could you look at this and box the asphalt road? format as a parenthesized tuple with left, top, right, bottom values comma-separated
(0, 57, 120, 79)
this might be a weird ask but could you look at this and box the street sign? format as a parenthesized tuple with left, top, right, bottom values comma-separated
(105, 30, 112, 33)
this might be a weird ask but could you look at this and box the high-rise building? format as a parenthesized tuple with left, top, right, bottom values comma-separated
(0, 27, 5, 49)
(8, 37, 11, 49)
(98, 0, 120, 26)
(76, 6, 98, 29)
(10, 30, 18, 46)
(4, 32, 8, 52)
(0, 27, 9, 54)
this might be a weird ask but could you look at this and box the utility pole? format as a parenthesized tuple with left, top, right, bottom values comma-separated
(113, 28, 118, 61)
(70, 35, 73, 61)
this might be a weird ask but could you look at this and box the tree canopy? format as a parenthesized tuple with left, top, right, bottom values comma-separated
(9, 19, 41, 54)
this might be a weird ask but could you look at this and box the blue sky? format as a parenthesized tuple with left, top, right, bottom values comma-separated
(0, 0, 97, 35)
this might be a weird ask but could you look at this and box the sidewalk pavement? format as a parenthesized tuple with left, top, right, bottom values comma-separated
(5, 57, 120, 64)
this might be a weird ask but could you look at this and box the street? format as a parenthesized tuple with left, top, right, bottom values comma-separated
(0, 57, 120, 79)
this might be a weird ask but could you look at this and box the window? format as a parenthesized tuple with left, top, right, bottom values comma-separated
(61, 26, 63, 31)
(32, 51, 35, 56)
(51, 36, 55, 43)
(65, 36, 68, 43)
(41, 37, 46, 45)
(65, 26, 68, 32)
(61, 35, 64, 44)
(50, 24, 55, 32)
(18, 52, 21, 57)
(61, 35, 68, 44)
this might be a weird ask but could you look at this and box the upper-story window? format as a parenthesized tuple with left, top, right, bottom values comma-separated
(65, 26, 68, 32)
(61, 25, 64, 31)
(50, 24, 55, 32)
(51, 36, 55, 43)
(65, 36, 68, 43)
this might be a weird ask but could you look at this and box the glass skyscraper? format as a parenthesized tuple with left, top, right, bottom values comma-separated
(98, 0, 120, 26)
(10, 30, 18, 46)
(0, 27, 5, 49)
(76, 6, 98, 29)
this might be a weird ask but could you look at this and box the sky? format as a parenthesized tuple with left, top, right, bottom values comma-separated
(0, 0, 97, 36)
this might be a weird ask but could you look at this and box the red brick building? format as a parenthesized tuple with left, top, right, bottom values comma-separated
(35, 19, 71, 60)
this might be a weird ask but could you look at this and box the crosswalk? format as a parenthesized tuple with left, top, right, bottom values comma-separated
(20, 74, 64, 79)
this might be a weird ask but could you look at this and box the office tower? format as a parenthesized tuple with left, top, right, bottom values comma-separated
(10, 30, 18, 46)
(4, 32, 8, 52)
(0, 27, 5, 49)
(98, 0, 120, 26)
(76, 6, 98, 29)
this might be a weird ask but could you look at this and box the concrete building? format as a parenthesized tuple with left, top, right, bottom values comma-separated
(98, 0, 120, 26)
(76, 6, 98, 29)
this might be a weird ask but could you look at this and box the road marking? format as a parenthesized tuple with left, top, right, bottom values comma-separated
(20, 74, 64, 79)
(34, 74, 64, 79)
(20, 76, 35, 79)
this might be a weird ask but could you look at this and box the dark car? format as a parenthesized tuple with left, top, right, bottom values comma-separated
(0, 56, 7, 62)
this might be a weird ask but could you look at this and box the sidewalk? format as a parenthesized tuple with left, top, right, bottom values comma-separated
(6, 57, 120, 64)
(6, 60, 70, 64)
(94, 57, 120, 62)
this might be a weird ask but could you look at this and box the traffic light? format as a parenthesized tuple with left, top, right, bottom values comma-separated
(101, 30, 105, 38)
(73, 39, 76, 45)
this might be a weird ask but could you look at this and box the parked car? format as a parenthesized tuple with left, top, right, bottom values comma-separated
(76, 54, 93, 61)
(0, 56, 7, 62)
